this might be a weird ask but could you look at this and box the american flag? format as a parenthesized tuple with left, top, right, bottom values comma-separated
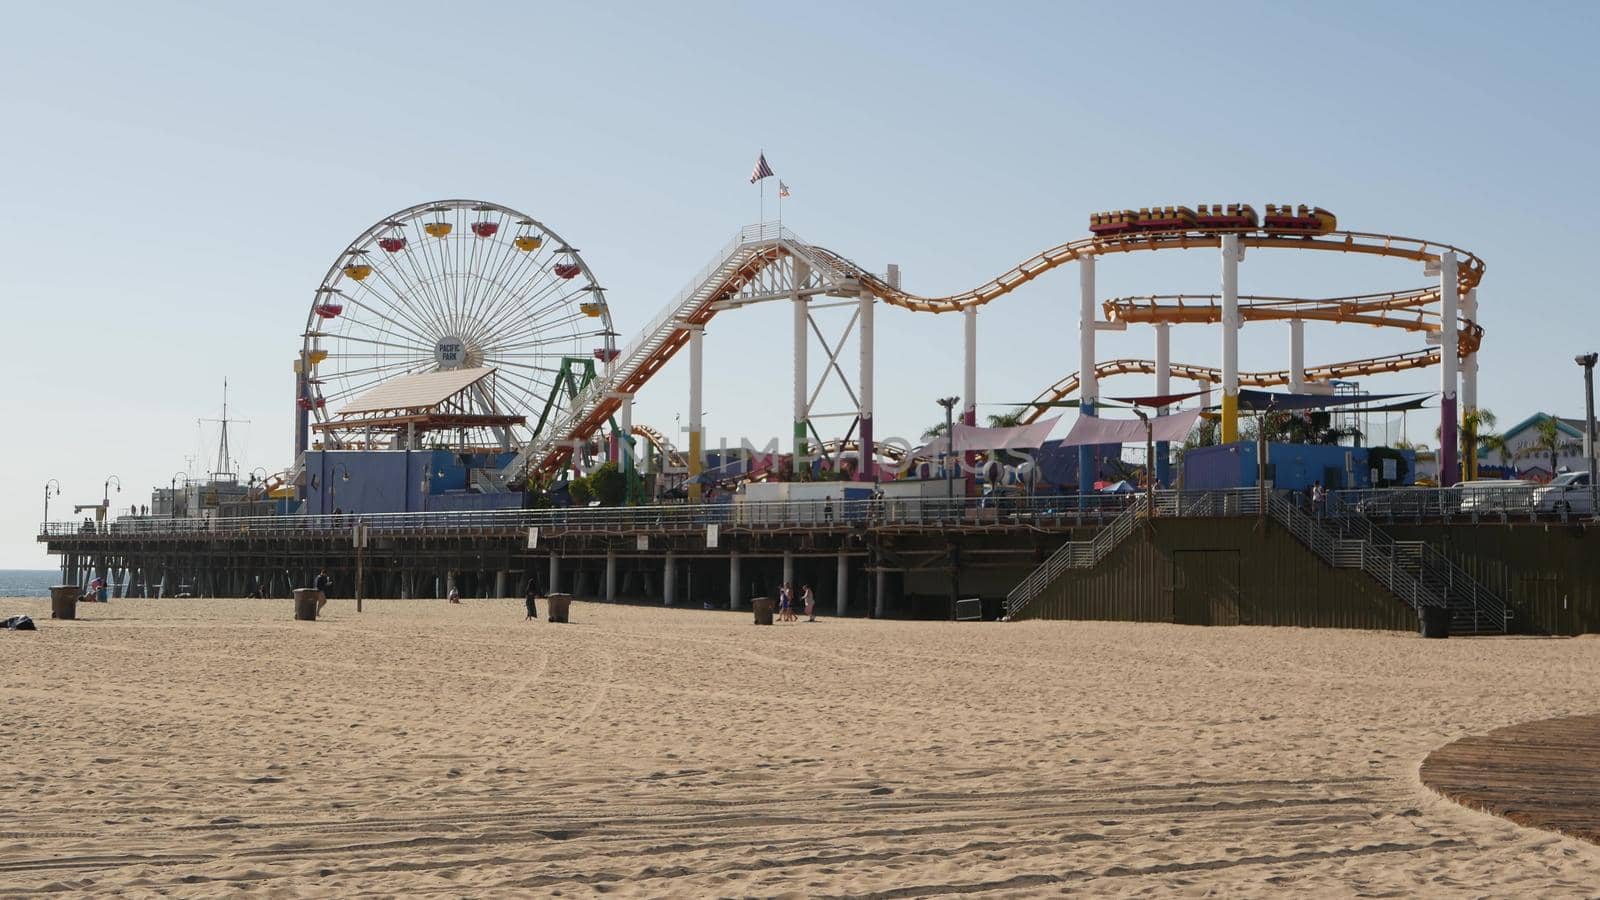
(749, 152, 774, 183)
(778, 181, 790, 198)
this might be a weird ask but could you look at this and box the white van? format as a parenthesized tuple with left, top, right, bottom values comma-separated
(1457, 479, 1536, 513)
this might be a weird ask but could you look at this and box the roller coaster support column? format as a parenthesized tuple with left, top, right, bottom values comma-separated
(794, 262, 811, 477)
(1461, 287, 1479, 478)
(615, 392, 636, 497)
(1288, 319, 1307, 393)
(1439, 252, 1460, 486)
(858, 286, 875, 481)
(963, 305, 978, 494)
(687, 324, 705, 502)
(1078, 257, 1098, 498)
(1220, 234, 1242, 444)
(1154, 323, 1171, 487)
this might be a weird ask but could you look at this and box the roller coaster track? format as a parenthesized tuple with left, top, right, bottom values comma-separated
(502, 224, 1482, 483)
(1104, 289, 1484, 356)
(1016, 350, 1442, 425)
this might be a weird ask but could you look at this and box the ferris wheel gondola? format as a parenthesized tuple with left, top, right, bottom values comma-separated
(300, 199, 616, 452)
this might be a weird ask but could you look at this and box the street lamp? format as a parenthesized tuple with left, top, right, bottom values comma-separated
(1578, 353, 1598, 511)
(936, 396, 960, 510)
(102, 475, 121, 521)
(329, 462, 352, 513)
(43, 478, 61, 524)
(169, 472, 191, 518)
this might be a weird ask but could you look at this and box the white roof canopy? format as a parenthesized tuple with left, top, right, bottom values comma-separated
(335, 367, 496, 415)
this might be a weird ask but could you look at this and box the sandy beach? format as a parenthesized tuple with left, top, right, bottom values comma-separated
(3, 598, 1598, 897)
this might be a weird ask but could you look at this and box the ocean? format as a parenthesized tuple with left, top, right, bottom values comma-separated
(0, 570, 58, 597)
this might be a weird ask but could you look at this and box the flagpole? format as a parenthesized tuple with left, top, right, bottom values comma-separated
(759, 148, 765, 227)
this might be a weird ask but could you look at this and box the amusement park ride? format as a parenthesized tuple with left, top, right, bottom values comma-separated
(292, 199, 1485, 509)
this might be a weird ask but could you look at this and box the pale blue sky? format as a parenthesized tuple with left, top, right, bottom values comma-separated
(3, 1, 1597, 566)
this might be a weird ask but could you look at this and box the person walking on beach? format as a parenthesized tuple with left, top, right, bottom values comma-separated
(313, 568, 332, 613)
(524, 576, 539, 621)
(802, 583, 816, 621)
(778, 583, 793, 622)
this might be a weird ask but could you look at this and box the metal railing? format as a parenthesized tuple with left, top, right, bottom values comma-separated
(1265, 493, 1440, 613)
(1333, 485, 1599, 525)
(41, 493, 1145, 540)
(1005, 493, 1152, 617)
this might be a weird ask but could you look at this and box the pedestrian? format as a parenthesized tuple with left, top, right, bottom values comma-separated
(524, 576, 538, 621)
(824, 496, 834, 524)
(1311, 480, 1325, 518)
(313, 567, 332, 613)
(778, 583, 793, 622)
(803, 583, 816, 621)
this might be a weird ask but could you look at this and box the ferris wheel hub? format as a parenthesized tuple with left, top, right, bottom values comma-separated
(435, 336, 469, 369)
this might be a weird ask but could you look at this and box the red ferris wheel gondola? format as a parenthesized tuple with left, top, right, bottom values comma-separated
(378, 236, 407, 253)
(553, 262, 581, 279)
(471, 221, 499, 238)
(315, 303, 344, 319)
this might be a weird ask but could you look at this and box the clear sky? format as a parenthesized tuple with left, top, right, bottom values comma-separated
(4, 1, 1598, 567)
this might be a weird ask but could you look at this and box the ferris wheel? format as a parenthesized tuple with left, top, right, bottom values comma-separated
(300, 200, 615, 451)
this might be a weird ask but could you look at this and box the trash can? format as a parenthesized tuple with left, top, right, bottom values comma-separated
(751, 597, 774, 626)
(1420, 605, 1450, 639)
(293, 588, 322, 621)
(547, 592, 572, 624)
(50, 585, 79, 620)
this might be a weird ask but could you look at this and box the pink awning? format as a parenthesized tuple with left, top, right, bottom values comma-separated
(1058, 409, 1201, 446)
(913, 416, 1060, 458)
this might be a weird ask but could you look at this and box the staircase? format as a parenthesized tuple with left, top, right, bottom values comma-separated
(1004, 495, 1148, 617)
(1004, 489, 1510, 635)
(1316, 494, 1510, 635)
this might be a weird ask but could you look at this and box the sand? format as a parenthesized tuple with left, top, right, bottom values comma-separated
(2, 597, 1598, 898)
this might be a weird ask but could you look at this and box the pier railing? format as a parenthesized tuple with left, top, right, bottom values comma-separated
(40, 493, 1147, 539)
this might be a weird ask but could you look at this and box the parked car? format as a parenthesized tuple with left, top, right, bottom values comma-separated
(1534, 471, 1594, 515)
(1457, 479, 1536, 513)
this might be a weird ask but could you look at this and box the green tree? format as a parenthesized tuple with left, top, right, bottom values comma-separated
(1437, 407, 1503, 480)
(1534, 415, 1576, 475)
(586, 462, 628, 506)
(922, 421, 949, 440)
(985, 408, 1026, 428)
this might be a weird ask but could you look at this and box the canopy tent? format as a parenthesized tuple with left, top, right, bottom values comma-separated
(913, 416, 1060, 459)
(1058, 409, 1202, 447)
(1235, 388, 1419, 412)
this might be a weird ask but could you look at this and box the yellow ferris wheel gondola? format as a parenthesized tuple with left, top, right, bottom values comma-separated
(306, 349, 329, 365)
(514, 235, 543, 252)
(424, 222, 452, 238)
(342, 263, 372, 281)
(580, 301, 607, 318)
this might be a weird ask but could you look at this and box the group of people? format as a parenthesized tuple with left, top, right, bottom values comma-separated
(776, 582, 816, 622)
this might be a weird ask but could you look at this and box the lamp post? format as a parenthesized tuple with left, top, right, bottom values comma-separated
(43, 478, 61, 525)
(102, 475, 121, 522)
(1578, 353, 1598, 514)
(329, 463, 352, 514)
(1132, 409, 1154, 515)
(937, 396, 959, 512)
(169, 473, 190, 518)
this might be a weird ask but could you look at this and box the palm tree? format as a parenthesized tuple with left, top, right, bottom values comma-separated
(1437, 408, 1502, 481)
(922, 422, 948, 440)
(1534, 415, 1576, 476)
(985, 408, 1026, 428)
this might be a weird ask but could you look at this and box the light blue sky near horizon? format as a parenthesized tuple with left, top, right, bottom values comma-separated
(2, 1, 1597, 566)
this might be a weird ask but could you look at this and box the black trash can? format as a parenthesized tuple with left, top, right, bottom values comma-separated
(546, 592, 572, 623)
(293, 588, 322, 621)
(751, 597, 774, 626)
(1420, 605, 1450, 639)
(50, 585, 79, 620)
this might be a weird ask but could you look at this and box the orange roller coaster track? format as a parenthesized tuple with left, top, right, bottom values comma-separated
(1016, 350, 1441, 425)
(811, 229, 1483, 314)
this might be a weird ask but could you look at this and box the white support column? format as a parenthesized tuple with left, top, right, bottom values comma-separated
(874, 565, 887, 618)
(728, 551, 742, 610)
(1288, 319, 1306, 393)
(858, 287, 875, 480)
(1220, 234, 1241, 443)
(836, 551, 849, 617)
(548, 552, 559, 595)
(605, 549, 617, 602)
(963, 305, 978, 492)
(687, 325, 704, 502)
(793, 261, 810, 471)
(616, 391, 633, 465)
(1077, 257, 1097, 496)
(494, 570, 506, 599)
(782, 550, 795, 589)
(663, 552, 676, 606)
(1439, 252, 1460, 486)
(1154, 323, 1171, 486)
